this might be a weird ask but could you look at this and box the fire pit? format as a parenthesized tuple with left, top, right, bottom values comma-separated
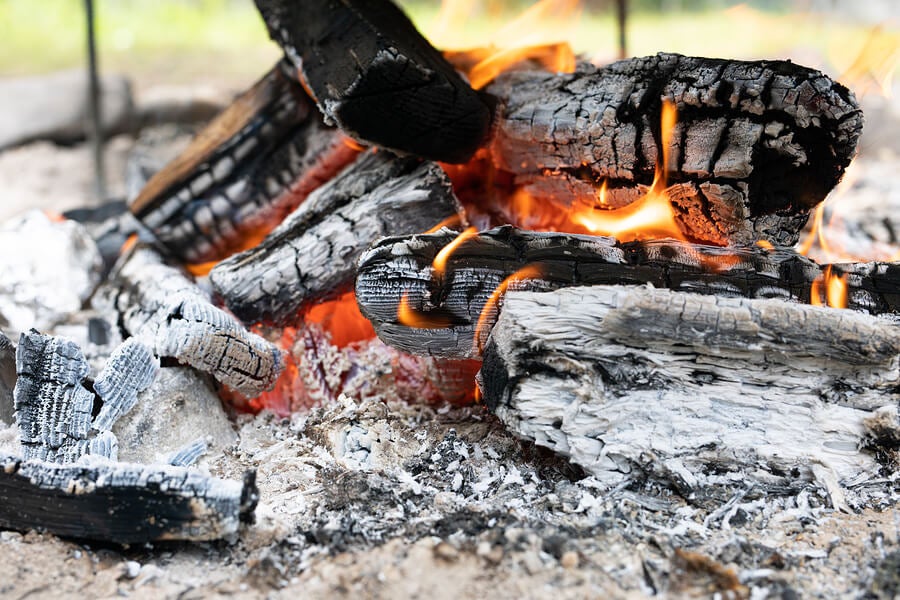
(1, 0, 899, 597)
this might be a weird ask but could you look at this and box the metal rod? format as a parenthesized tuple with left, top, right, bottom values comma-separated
(85, 0, 107, 201)
(616, 0, 628, 60)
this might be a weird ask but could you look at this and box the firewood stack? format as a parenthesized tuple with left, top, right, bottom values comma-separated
(9, 0, 897, 546)
(117, 0, 899, 504)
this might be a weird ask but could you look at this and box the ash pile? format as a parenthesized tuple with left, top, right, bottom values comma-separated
(0, 0, 899, 597)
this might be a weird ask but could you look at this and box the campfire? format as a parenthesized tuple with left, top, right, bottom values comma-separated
(1, 0, 899, 596)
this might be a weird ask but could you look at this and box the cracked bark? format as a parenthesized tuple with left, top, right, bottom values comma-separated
(210, 150, 467, 326)
(130, 60, 358, 264)
(94, 246, 284, 396)
(355, 226, 900, 358)
(254, 0, 493, 163)
(483, 54, 863, 246)
(479, 286, 900, 508)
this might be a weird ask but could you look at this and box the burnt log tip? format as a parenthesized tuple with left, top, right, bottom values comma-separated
(254, 0, 494, 163)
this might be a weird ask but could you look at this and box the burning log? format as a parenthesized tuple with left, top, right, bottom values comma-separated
(355, 227, 900, 358)
(253, 0, 493, 163)
(478, 286, 900, 507)
(209, 150, 467, 326)
(95, 246, 284, 396)
(482, 53, 863, 246)
(130, 60, 358, 264)
(4, 330, 258, 543)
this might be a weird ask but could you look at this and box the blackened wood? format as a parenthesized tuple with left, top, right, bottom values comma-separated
(131, 60, 358, 264)
(254, 0, 493, 163)
(479, 286, 900, 505)
(95, 246, 284, 396)
(92, 339, 159, 432)
(0, 331, 15, 423)
(209, 150, 466, 326)
(355, 226, 900, 358)
(485, 54, 863, 246)
(0, 455, 257, 543)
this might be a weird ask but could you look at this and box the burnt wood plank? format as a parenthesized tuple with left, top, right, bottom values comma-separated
(484, 54, 863, 246)
(209, 150, 466, 326)
(254, 0, 493, 163)
(0, 455, 257, 543)
(355, 227, 900, 358)
(131, 60, 358, 264)
(479, 286, 900, 506)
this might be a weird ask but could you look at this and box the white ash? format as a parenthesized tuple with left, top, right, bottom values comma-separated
(0, 211, 102, 337)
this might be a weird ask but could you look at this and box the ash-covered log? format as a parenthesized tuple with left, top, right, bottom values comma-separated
(254, 0, 493, 163)
(5, 331, 257, 543)
(95, 246, 284, 396)
(130, 60, 358, 264)
(355, 227, 900, 358)
(210, 150, 467, 326)
(483, 54, 863, 246)
(0, 456, 256, 544)
(478, 286, 900, 507)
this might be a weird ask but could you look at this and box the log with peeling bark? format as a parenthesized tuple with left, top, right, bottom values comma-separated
(254, 0, 493, 163)
(130, 60, 358, 264)
(479, 286, 900, 507)
(0, 456, 257, 543)
(94, 246, 284, 396)
(209, 150, 467, 326)
(355, 227, 900, 358)
(481, 54, 863, 246)
(5, 331, 257, 543)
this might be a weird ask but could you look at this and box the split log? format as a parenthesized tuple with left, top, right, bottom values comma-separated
(0, 455, 257, 543)
(94, 246, 284, 396)
(479, 286, 900, 506)
(254, 0, 493, 163)
(14, 331, 158, 463)
(210, 150, 467, 326)
(355, 227, 900, 358)
(0, 331, 14, 423)
(482, 54, 863, 246)
(130, 60, 358, 264)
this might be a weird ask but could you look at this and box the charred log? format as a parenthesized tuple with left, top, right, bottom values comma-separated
(95, 246, 284, 396)
(0, 331, 15, 423)
(355, 227, 900, 358)
(479, 286, 900, 506)
(130, 60, 358, 264)
(254, 0, 493, 163)
(210, 150, 467, 326)
(483, 54, 863, 246)
(0, 455, 257, 543)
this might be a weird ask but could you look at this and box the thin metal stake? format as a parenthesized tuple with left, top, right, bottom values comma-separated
(616, 0, 628, 60)
(85, 0, 106, 201)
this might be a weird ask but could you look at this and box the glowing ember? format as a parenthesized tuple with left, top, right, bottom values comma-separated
(474, 264, 544, 353)
(432, 226, 478, 276)
(572, 99, 688, 242)
(397, 292, 453, 328)
(120, 233, 139, 255)
(303, 290, 375, 347)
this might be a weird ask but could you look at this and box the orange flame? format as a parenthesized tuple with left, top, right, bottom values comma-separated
(572, 99, 687, 242)
(433, 226, 478, 277)
(838, 25, 899, 100)
(810, 266, 848, 309)
(397, 292, 453, 328)
(303, 290, 375, 347)
(473, 264, 544, 353)
(469, 42, 576, 89)
(425, 214, 464, 234)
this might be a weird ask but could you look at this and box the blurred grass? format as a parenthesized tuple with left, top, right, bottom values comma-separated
(0, 0, 895, 86)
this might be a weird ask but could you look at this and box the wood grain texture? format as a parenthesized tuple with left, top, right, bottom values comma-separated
(355, 227, 900, 358)
(95, 247, 284, 396)
(254, 0, 493, 163)
(131, 61, 358, 264)
(485, 54, 863, 245)
(479, 286, 900, 507)
(210, 150, 467, 326)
